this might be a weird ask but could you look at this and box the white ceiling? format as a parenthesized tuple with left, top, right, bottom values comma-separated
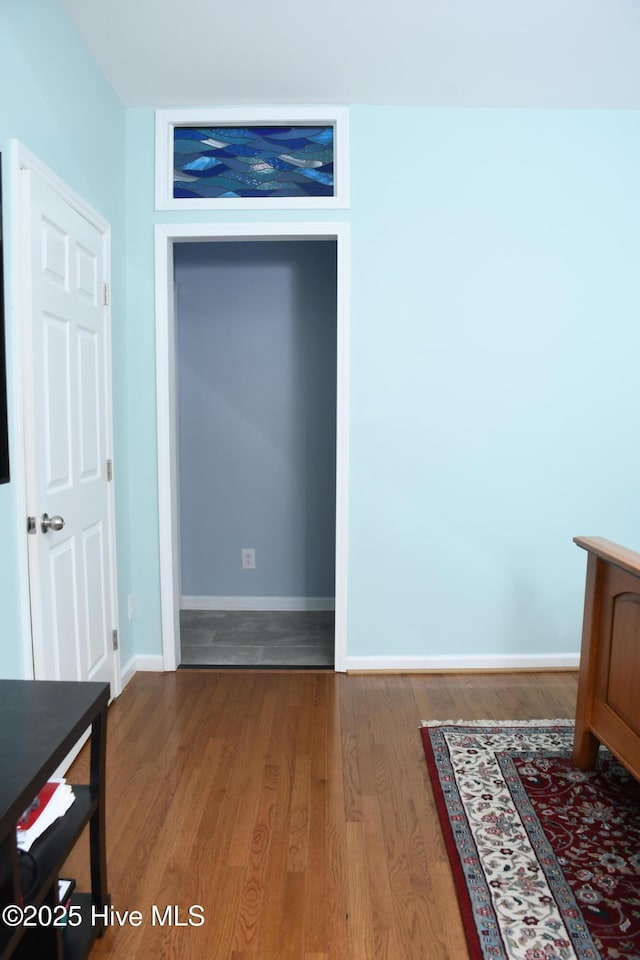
(58, 0, 640, 109)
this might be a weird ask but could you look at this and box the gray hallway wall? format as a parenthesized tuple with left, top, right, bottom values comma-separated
(175, 240, 337, 602)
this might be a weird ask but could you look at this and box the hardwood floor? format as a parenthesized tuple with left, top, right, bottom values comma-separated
(64, 670, 578, 959)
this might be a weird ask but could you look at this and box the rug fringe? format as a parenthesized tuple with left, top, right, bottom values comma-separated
(420, 718, 574, 727)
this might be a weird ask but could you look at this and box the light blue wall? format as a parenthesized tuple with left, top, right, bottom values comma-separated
(348, 106, 640, 656)
(0, 4, 637, 672)
(123, 110, 162, 657)
(124, 104, 640, 662)
(175, 241, 337, 599)
(0, 15, 632, 675)
(0, 0, 129, 676)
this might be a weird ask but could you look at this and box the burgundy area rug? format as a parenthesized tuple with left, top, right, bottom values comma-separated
(420, 721, 640, 960)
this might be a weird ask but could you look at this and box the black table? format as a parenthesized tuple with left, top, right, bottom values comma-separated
(0, 679, 109, 960)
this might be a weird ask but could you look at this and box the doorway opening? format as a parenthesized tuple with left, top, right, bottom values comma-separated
(155, 222, 350, 672)
(175, 240, 336, 668)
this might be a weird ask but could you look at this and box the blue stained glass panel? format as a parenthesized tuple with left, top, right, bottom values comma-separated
(173, 125, 335, 200)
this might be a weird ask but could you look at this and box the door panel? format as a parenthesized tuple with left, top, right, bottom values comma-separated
(25, 167, 116, 690)
(43, 311, 73, 489)
(82, 522, 109, 677)
(78, 327, 100, 479)
(49, 539, 80, 681)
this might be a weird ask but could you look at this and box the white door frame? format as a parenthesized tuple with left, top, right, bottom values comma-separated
(155, 221, 350, 672)
(11, 140, 120, 694)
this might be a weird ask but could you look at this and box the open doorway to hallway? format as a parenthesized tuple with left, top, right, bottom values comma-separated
(173, 239, 337, 668)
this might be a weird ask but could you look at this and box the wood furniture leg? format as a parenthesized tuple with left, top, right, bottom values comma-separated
(573, 552, 602, 769)
(89, 704, 109, 935)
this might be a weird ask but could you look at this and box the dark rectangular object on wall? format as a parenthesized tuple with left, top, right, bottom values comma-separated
(0, 153, 9, 484)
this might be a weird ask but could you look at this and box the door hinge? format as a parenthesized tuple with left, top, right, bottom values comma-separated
(112, 628, 119, 651)
(106, 459, 113, 481)
(103, 282, 110, 306)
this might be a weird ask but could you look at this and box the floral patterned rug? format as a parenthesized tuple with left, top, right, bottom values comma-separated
(420, 720, 640, 960)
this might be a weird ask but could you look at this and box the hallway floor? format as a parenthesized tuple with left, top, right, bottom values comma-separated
(179, 609, 334, 668)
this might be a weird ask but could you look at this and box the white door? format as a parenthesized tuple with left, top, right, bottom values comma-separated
(22, 165, 118, 692)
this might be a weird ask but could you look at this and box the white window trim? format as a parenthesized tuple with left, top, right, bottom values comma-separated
(155, 106, 350, 211)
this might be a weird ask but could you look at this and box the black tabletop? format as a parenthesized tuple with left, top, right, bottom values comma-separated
(0, 679, 109, 838)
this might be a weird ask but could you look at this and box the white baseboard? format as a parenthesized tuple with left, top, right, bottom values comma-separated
(181, 595, 335, 612)
(121, 648, 577, 682)
(120, 656, 137, 690)
(120, 653, 165, 689)
(345, 653, 580, 673)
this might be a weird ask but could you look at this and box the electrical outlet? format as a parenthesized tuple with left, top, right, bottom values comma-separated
(127, 594, 135, 621)
(241, 548, 256, 570)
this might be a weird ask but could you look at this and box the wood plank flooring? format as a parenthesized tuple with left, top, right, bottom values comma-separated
(64, 670, 578, 960)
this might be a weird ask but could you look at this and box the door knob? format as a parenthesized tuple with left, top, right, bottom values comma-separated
(41, 513, 65, 533)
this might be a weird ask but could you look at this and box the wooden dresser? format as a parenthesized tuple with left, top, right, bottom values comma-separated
(573, 536, 640, 780)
